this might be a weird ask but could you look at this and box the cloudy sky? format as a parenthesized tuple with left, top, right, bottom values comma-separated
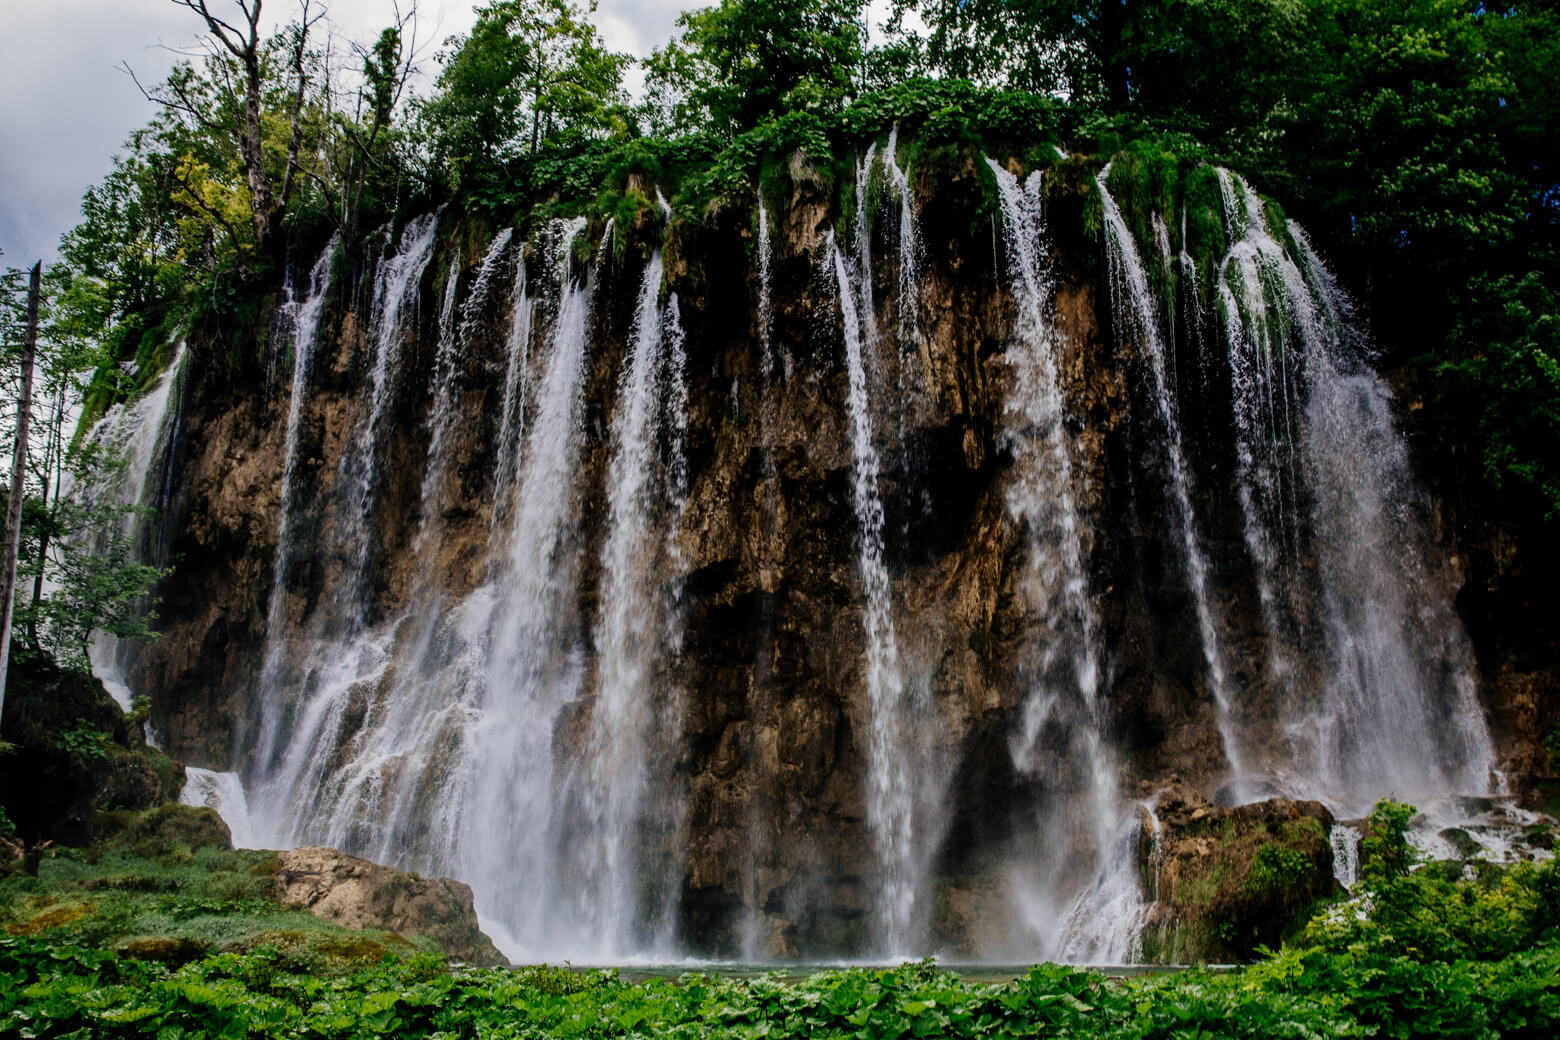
(0, 0, 699, 269)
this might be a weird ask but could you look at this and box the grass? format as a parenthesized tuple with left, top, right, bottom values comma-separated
(0, 821, 438, 969)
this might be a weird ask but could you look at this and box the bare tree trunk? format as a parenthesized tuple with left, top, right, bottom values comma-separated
(0, 263, 42, 728)
(28, 387, 66, 647)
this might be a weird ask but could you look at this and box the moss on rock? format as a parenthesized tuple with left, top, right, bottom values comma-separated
(1137, 785, 1336, 962)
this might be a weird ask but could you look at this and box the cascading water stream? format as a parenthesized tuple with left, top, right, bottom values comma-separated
(1283, 221, 1494, 807)
(458, 217, 609, 958)
(1098, 167, 1242, 783)
(757, 198, 776, 381)
(826, 231, 921, 953)
(181, 768, 259, 849)
(250, 235, 339, 768)
(1198, 169, 1493, 808)
(420, 228, 514, 541)
(986, 160, 1137, 961)
(336, 212, 441, 608)
(492, 246, 534, 535)
(78, 345, 191, 710)
(1330, 824, 1361, 888)
(1215, 172, 1304, 695)
(248, 216, 439, 843)
(571, 247, 689, 956)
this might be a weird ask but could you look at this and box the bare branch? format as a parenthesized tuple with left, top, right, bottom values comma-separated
(280, 0, 320, 208)
(169, 0, 251, 60)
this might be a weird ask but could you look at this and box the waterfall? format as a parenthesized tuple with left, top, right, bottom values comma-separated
(1292, 222, 1494, 807)
(181, 768, 259, 849)
(179, 147, 1504, 968)
(492, 245, 534, 534)
(1098, 167, 1242, 781)
(418, 227, 513, 537)
(1329, 824, 1361, 888)
(78, 345, 190, 709)
(987, 160, 1135, 961)
(757, 198, 776, 380)
(251, 236, 337, 760)
(461, 217, 604, 958)
(247, 216, 440, 841)
(827, 231, 921, 953)
(336, 212, 441, 607)
(569, 248, 689, 955)
(1198, 170, 1494, 809)
(1215, 171, 1304, 697)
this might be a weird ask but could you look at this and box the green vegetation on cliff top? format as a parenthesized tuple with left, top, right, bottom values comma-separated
(4, 0, 1550, 541)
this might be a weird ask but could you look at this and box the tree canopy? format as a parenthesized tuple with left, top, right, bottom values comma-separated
(421, 0, 631, 177)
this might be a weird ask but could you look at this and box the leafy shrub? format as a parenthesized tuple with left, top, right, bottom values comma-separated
(1246, 843, 1312, 895)
(1361, 799, 1419, 885)
(53, 720, 111, 762)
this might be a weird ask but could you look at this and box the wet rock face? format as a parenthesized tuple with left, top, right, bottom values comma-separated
(272, 846, 505, 965)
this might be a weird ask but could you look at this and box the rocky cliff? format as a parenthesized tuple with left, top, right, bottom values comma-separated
(107, 143, 1549, 962)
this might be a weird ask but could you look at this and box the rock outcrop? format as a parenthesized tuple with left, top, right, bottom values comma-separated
(1136, 785, 1335, 962)
(0, 655, 184, 847)
(272, 846, 505, 965)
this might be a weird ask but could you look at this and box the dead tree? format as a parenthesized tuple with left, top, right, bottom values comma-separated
(160, 1, 324, 264)
(0, 263, 41, 727)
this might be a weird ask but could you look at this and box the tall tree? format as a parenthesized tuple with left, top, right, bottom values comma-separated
(140, 1, 325, 266)
(645, 0, 867, 136)
(0, 264, 40, 721)
(422, 0, 630, 180)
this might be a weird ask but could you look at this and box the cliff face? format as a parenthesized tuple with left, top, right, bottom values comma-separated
(117, 149, 1540, 961)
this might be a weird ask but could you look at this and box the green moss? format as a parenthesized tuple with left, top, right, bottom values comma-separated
(1245, 843, 1312, 894)
(1177, 863, 1230, 906)
(98, 803, 232, 858)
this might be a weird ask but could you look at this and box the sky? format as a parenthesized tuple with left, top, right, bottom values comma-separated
(0, 0, 698, 269)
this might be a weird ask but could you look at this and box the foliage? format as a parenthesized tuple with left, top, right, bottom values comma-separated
(1245, 843, 1312, 895)
(0, 808, 1556, 1039)
(1360, 799, 1421, 886)
(644, 0, 867, 137)
(420, 0, 632, 190)
(1, 260, 172, 673)
(51, 722, 111, 764)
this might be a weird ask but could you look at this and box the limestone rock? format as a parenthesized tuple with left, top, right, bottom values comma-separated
(1137, 784, 1335, 962)
(272, 846, 505, 965)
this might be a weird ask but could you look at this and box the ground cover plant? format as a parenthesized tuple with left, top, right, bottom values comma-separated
(2, 802, 1557, 1039)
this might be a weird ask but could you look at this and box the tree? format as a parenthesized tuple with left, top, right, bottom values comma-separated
(421, 0, 630, 180)
(333, 8, 421, 240)
(133, 1, 325, 268)
(643, 0, 867, 137)
(890, 0, 1102, 100)
(0, 258, 170, 675)
(0, 263, 40, 719)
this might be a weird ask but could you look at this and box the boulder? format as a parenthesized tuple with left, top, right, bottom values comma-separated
(1137, 784, 1336, 962)
(272, 846, 505, 965)
(0, 655, 186, 847)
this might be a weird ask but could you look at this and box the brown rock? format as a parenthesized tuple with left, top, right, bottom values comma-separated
(1137, 784, 1335, 962)
(272, 846, 505, 965)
